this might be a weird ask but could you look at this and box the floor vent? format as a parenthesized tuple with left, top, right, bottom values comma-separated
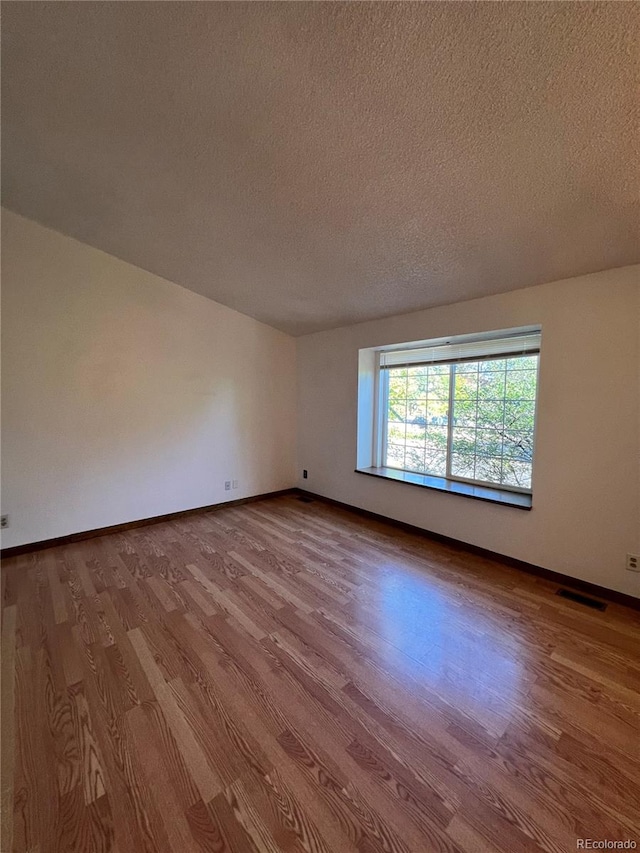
(297, 495, 314, 503)
(556, 588, 607, 611)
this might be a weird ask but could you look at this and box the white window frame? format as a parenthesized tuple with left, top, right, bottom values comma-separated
(373, 328, 541, 495)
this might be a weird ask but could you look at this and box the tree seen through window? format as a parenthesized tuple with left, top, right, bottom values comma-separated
(384, 355, 538, 490)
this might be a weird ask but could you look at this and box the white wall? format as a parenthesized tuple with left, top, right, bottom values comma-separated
(3, 209, 639, 598)
(1, 210, 297, 548)
(297, 267, 640, 598)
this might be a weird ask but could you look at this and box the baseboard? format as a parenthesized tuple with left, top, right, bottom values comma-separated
(296, 489, 640, 612)
(0, 488, 296, 559)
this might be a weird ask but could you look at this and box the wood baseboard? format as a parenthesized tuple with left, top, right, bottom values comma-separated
(0, 488, 296, 559)
(297, 489, 640, 612)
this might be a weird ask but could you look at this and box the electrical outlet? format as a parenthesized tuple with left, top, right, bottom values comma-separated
(232, 480, 238, 490)
(0, 515, 8, 529)
(626, 553, 639, 572)
(224, 481, 231, 491)
(303, 469, 308, 479)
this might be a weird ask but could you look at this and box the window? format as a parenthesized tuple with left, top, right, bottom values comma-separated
(375, 329, 540, 493)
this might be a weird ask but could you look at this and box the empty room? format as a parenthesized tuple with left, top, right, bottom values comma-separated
(1, 2, 639, 852)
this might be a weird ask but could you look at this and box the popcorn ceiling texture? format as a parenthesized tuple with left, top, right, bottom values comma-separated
(2, 2, 638, 335)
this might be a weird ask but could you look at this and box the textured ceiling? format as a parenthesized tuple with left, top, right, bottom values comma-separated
(2, 2, 638, 335)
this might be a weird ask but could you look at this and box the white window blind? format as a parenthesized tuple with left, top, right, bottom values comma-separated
(379, 331, 541, 369)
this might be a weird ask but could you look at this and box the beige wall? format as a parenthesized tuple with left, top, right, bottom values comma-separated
(297, 267, 640, 598)
(1, 210, 297, 548)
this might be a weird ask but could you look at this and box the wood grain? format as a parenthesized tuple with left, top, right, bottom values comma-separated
(2, 494, 639, 852)
(1, 604, 17, 853)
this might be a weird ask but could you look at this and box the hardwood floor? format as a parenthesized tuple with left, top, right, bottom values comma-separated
(2, 494, 639, 853)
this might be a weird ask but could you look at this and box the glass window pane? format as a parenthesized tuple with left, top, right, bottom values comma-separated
(481, 358, 506, 372)
(389, 366, 409, 379)
(502, 431, 534, 461)
(475, 456, 503, 482)
(504, 399, 535, 431)
(426, 401, 448, 425)
(453, 400, 476, 427)
(455, 360, 479, 374)
(388, 371, 407, 395)
(425, 425, 448, 449)
(451, 453, 475, 479)
(388, 401, 406, 423)
(383, 350, 537, 491)
(478, 370, 506, 401)
(427, 372, 450, 400)
(406, 400, 427, 424)
(454, 370, 478, 400)
(476, 399, 504, 429)
(451, 427, 475, 456)
(475, 429, 503, 457)
(505, 369, 537, 400)
(404, 447, 425, 472)
(506, 355, 537, 371)
(407, 372, 428, 398)
(384, 364, 451, 475)
(502, 460, 532, 489)
(386, 443, 404, 468)
(405, 424, 425, 447)
(387, 426, 405, 445)
(410, 365, 429, 378)
(424, 447, 447, 477)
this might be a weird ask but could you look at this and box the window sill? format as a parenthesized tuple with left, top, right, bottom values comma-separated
(354, 467, 532, 510)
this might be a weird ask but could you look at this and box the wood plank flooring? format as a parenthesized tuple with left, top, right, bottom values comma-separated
(2, 494, 639, 852)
